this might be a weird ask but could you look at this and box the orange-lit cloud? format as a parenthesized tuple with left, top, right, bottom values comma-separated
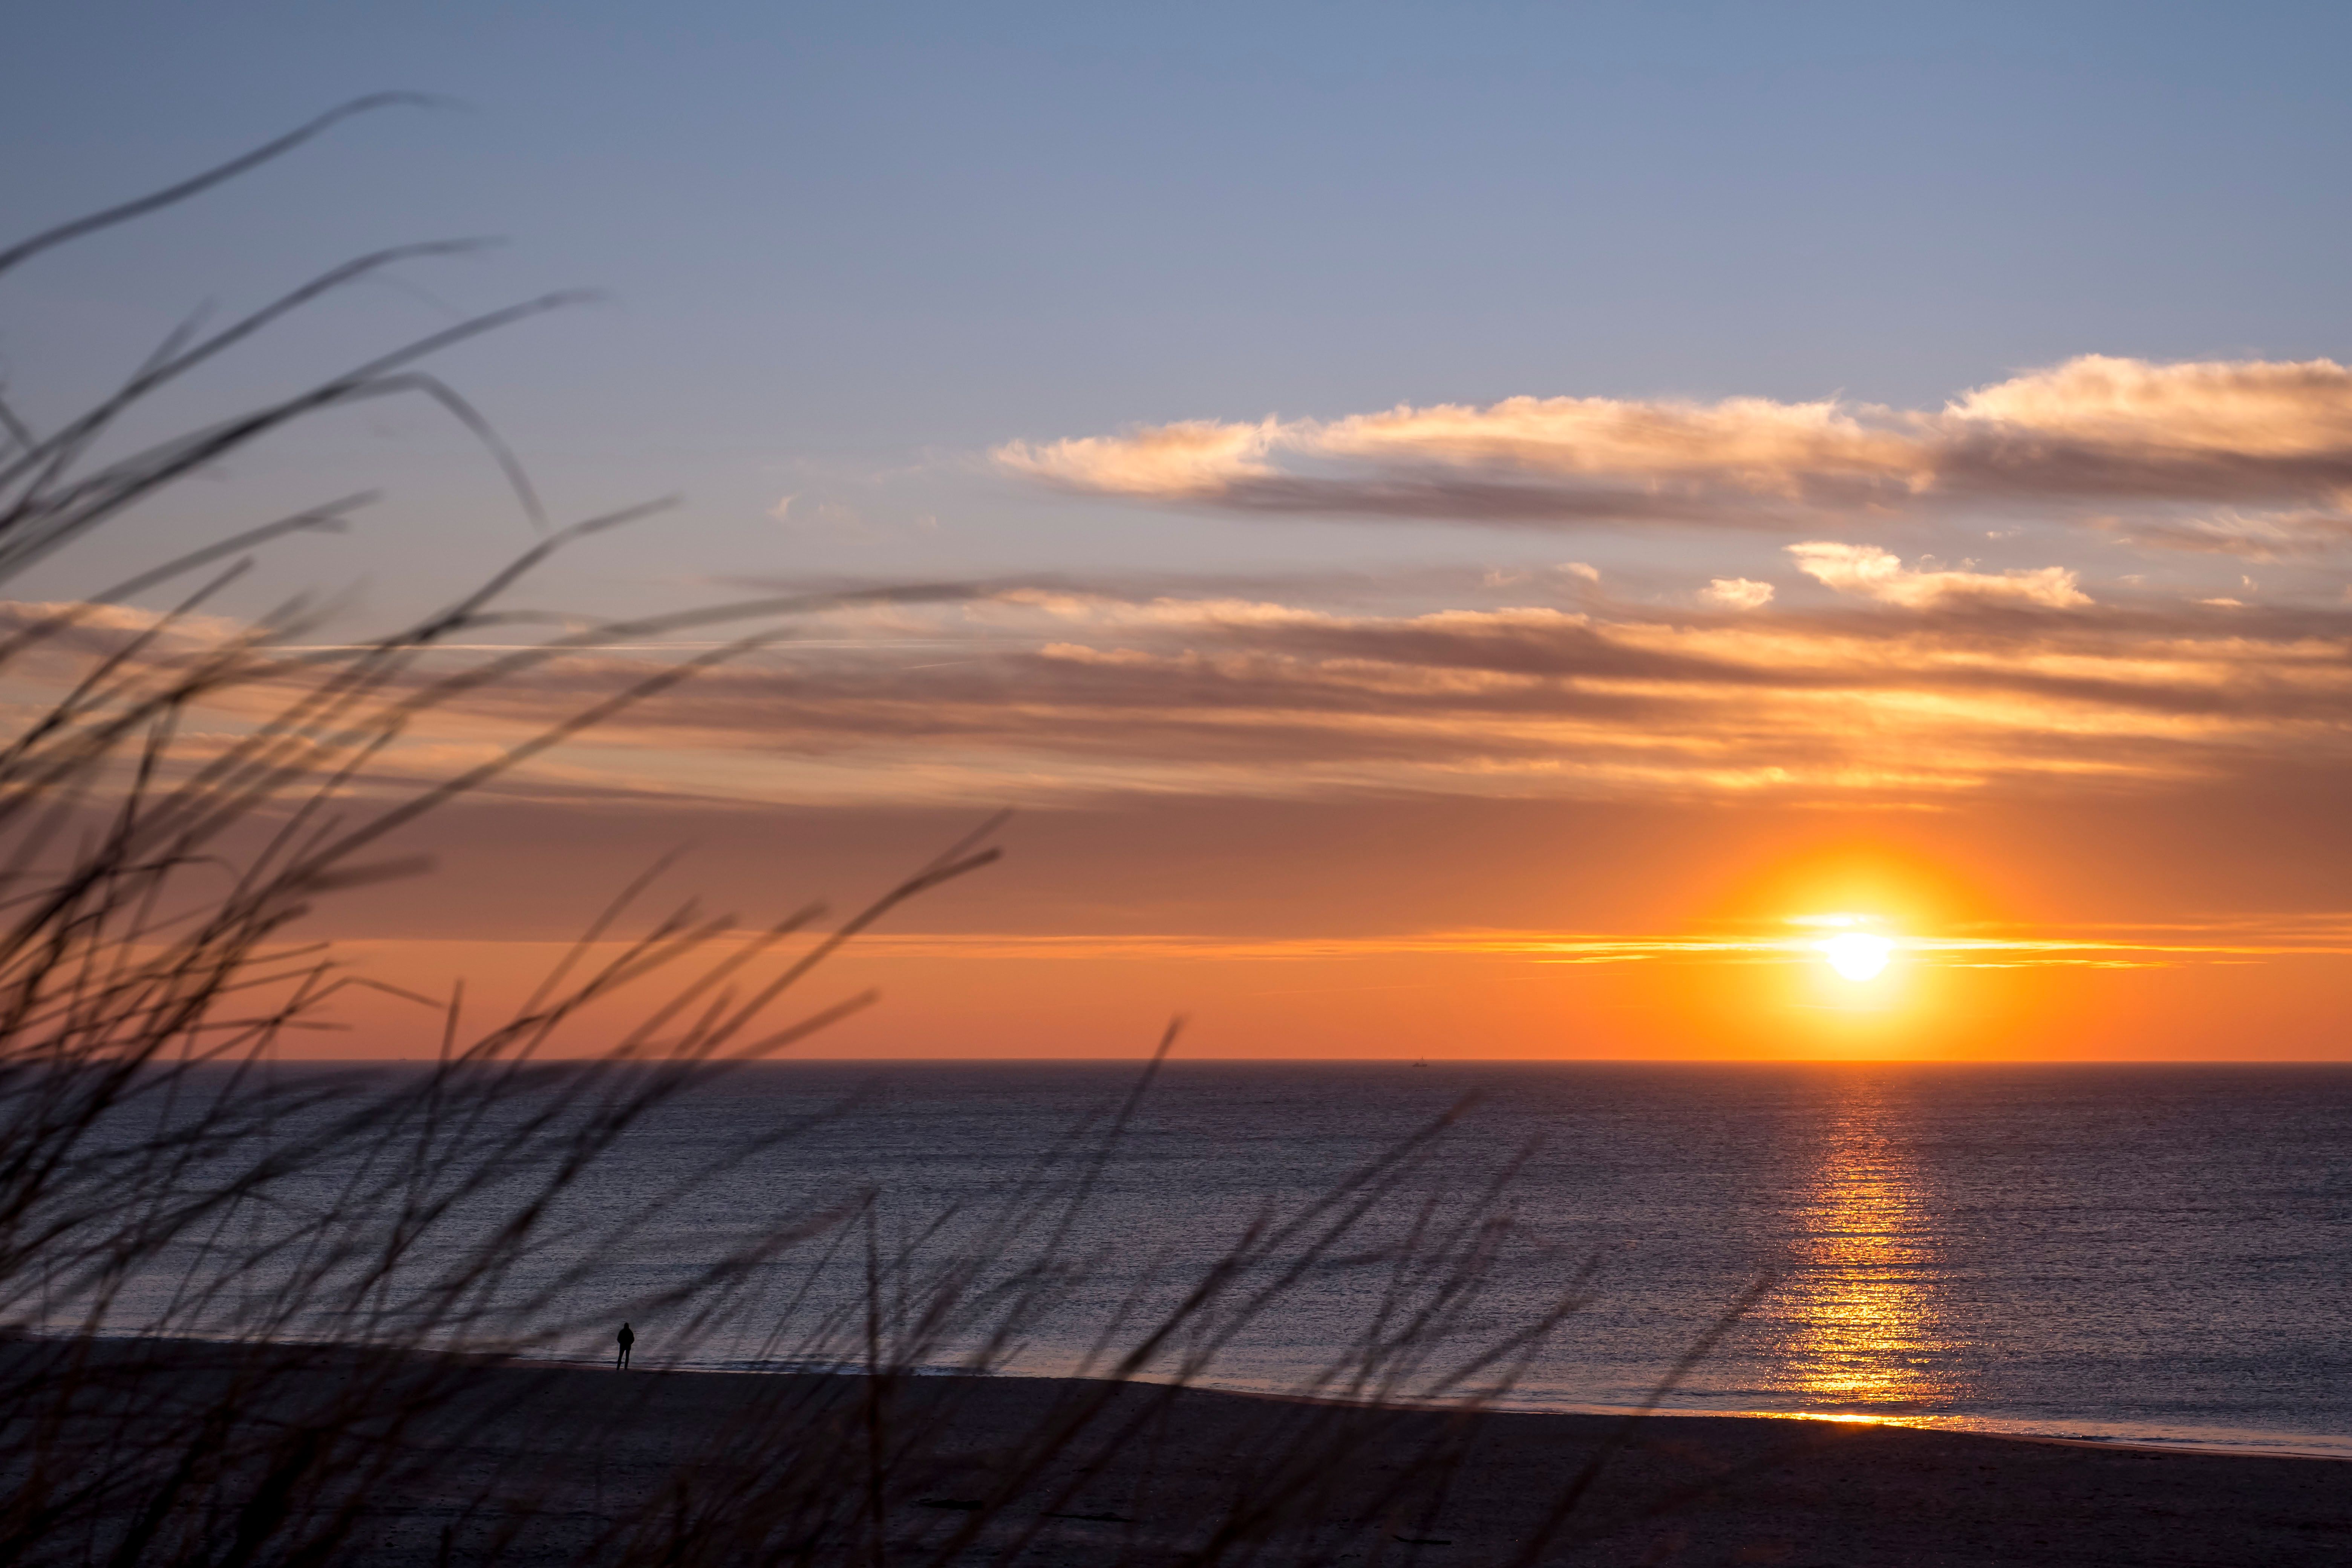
(799, 914, 2352, 968)
(1700, 577, 1775, 609)
(24, 583, 2350, 813)
(1785, 543, 2089, 608)
(995, 356, 2352, 544)
(23, 588, 2352, 822)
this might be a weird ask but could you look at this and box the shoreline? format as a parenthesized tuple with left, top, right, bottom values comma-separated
(509, 1348, 2352, 1464)
(13, 1335, 2347, 1564)
(39, 1328, 2352, 1462)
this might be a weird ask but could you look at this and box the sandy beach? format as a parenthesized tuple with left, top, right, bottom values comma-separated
(6, 1337, 2346, 1566)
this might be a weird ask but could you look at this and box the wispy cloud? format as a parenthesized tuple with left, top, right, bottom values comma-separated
(448, 915, 2352, 968)
(1787, 543, 2089, 608)
(25, 580, 2352, 810)
(1700, 577, 1774, 610)
(237, 592, 2352, 805)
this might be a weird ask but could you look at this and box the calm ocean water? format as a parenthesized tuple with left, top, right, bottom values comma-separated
(84, 1062, 2352, 1458)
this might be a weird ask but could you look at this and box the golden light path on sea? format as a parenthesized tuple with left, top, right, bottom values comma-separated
(1770, 1075, 1964, 1417)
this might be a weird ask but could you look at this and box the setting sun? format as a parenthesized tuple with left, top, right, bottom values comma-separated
(1820, 932, 1895, 982)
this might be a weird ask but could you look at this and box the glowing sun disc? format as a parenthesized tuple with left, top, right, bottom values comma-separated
(1819, 933, 1893, 982)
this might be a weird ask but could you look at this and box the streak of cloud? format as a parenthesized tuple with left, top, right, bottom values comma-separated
(995, 356, 2352, 546)
(23, 582, 2352, 810)
(364, 918, 2352, 969)
(1787, 543, 2089, 608)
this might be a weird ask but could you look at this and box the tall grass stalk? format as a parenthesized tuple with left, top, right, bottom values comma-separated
(0, 104, 1751, 1566)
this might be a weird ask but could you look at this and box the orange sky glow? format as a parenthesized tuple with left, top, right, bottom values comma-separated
(280, 787, 2352, 1062)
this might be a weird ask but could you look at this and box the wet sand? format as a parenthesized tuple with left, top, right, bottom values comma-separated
(6, 1339, 2347, 1565)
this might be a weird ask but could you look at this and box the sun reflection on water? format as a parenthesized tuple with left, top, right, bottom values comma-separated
(1765, 1080, 1970, 1417)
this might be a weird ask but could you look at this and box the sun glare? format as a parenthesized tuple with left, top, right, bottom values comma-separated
(1819, 932, 1894, 982)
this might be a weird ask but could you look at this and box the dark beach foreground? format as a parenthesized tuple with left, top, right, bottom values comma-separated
(5, 1337, 2345, 1566)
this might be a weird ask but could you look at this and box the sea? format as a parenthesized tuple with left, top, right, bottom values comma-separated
(59, 1061, 2352, 1459)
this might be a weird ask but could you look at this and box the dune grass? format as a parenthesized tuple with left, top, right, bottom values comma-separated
(0, 104, 1756, 1565)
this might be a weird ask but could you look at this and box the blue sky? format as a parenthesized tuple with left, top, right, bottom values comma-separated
(8, 2, 2352, 620)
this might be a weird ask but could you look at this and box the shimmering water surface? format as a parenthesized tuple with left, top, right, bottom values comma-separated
(116, 1063, 2352, 1456)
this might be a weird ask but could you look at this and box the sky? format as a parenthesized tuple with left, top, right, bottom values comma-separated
(8, 2, 2352, 1058)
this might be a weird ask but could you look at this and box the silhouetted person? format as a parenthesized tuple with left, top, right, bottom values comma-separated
(615, 1320, 634, 1370)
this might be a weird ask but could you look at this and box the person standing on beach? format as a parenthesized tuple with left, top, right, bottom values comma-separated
(615, 1321, 634, 1370)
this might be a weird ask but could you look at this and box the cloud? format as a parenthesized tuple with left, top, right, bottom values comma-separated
(0, 599, 247, 657)
(783, 920, 2350, 968)
(1786, 544, 2089, 608)
(2107, 508, 2352, 560)
(1945, 355, 2352, 456)
(26, 574, 2352, 812)
(1700, 578, 1775, 610)
(995, 418, 1279, 496)
(995, 356, 2352, 541)
(328, 591, 2352, 805)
